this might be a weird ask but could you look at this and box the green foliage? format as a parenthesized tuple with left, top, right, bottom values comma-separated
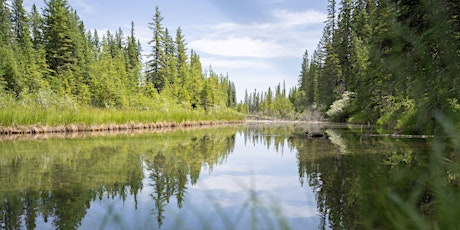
(0, 45, 21, 94)
(0, 126, 239, 229)
(295, 0, 460, 134)
(242, 82, 295, 119)
(326, 91, 356, 122)
(377, 96, 418, 133)
(347, 111, 369, 124)
(0, 3, 241, 127)
(0, 89, 244, 127)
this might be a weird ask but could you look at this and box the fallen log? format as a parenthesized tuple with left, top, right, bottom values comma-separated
(367, 133, 433, 138)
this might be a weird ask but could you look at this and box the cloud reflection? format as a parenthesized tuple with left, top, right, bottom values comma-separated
(193, 174, 318, 219)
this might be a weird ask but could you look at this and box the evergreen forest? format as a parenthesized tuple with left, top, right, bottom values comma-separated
(243, 0, 459, 134)
(1, 0, 459, 134)
(0, 0, 240, 127)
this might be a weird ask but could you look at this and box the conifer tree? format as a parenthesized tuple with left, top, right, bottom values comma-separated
(146, 6, 166, 92)
(0, 0, 21, 94)
(126, 21, 141, 88)
(29, 4, 43, 49)
(188, 50, 203, 108)
(163, 28, 178, 86)
(43, 0, 81, 95)
(12, 0, 50, 93)
(175, 27, 188, 87)
(334, 0, 353, 94)
(298, 50, 311, 108)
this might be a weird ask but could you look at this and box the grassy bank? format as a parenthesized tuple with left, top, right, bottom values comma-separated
(0, 93, 245, 134)
(1, 106, 244, 126)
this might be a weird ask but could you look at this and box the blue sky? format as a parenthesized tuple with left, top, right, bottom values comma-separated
(23, 0, 328, 100)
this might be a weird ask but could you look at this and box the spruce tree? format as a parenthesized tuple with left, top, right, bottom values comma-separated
(43, 0, 80, 95)
(29, 4, 43, 49)
(334, 0, 353, 94)
(163, 28, 177, 86)
(175, 27, 189, 87)
(0, 0, 21, 95)
(298, 50, 312, 108)
(146, 6, 167, 92)
(188, 50, 203, 108)
(126, 21, 141, 88)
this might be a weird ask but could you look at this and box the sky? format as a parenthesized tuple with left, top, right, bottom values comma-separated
(23, 0, 328, 101)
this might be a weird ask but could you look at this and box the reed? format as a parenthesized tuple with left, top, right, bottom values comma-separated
(0, 93, 245, 131)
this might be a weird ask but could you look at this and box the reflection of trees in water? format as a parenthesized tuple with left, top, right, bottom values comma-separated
(235, 124, 435, 229)
(0, 127, 237, 229)
(0, 141, 142, 230)
(145, 133, 236, 228)
(290, 129, 430, 229)
(0, 124, 434, 229)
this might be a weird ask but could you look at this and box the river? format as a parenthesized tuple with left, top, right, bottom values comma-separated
(0, 122, 435, 229)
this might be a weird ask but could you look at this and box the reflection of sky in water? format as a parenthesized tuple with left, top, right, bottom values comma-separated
(79, 133, 320, 229)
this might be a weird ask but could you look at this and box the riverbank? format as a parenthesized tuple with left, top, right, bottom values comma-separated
(0, 104, 245, 135)
(0, 120, 244, 135)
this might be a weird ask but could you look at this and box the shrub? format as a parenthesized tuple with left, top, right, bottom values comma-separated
(326, 91, 356, 122)
(377, 96, 418, 133)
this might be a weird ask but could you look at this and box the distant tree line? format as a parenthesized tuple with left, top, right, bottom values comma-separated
(0, 0, 237, 111)
(239, 82, 295, 118)
(245, 0, 459, 133)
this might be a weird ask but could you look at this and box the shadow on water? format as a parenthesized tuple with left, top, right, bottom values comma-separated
(0, 122, 456, 229)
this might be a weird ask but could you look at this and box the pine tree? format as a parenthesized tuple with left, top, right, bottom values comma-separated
(334, 0, 353, 94)
(163, 28, 178, 86)
(126, 21, 141, 88)
(0, 0, 21, 94)
(29, 4, 43, 49)
(146, 6, 167, 92)
(0, 0, 10, 44)
(298, 50, 311, 108)
(175, 27, 187, 70)
(326, 0, 337, 40)
(11, 0, 49, 93)
(175, 27, 188, 86)
(319, 42, 341, 109)
(43, 0, 81, 95)
(188, 50, 203, 108)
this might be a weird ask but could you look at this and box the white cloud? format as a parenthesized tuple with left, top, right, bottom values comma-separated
(273, 9, 327, 27)
(200, 57, 272, 69)
(189, 37, 293, 58)
(197, 175, 294, 193)
(194, 174, 318, 218)
(69, 0, 94, 14)
(187, 9, 326, 59)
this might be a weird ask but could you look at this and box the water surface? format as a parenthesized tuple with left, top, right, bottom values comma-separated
(0, 123, 430, 229)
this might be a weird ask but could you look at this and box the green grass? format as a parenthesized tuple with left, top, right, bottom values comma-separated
(0, 106, 244, 127)
(0, 93, 245, 127)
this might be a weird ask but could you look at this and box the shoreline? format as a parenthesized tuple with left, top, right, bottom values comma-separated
(0, 120, 244, 136)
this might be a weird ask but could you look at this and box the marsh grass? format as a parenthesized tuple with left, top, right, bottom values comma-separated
(0, 92, 244, 128)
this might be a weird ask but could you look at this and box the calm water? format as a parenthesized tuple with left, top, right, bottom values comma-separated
(0, 123, 431, 229)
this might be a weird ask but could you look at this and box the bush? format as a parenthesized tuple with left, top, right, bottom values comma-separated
(326, 91, 356, 122)
(347, 111, 370, 124)
(377, 96, 418, 133)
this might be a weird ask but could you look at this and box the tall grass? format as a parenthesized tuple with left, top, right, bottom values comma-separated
(0, 91, 245, 127)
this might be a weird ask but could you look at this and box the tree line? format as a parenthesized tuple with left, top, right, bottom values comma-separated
(243, 0, 459, 133)
(294, 0, 459, 133)
(239, 82, 295, 118)
(0, 0, 237, 112)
